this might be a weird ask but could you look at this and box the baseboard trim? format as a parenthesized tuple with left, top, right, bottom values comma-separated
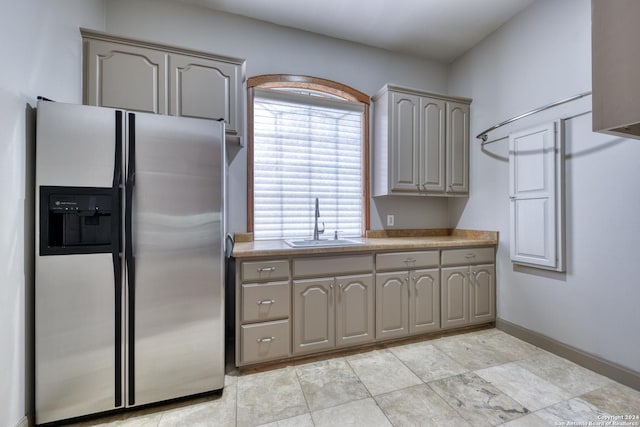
(14, 415, 28, 427)
(496, 318, 640, 391)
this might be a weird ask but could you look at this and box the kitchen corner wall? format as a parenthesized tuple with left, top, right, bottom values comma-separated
(103, 0, 452, 234)
(448, 0, 640, 373)
(0, 2, 106, 426)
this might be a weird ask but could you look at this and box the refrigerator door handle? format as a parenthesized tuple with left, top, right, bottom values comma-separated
(113, 110, 124, 407)
(125, 112, 136, 406)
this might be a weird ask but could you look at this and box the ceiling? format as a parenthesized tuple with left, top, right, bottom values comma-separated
(179, 0, 536, 63)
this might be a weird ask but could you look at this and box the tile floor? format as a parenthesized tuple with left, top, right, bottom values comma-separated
(72, 328, 640, 427)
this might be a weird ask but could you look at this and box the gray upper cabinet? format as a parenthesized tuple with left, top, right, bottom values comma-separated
(81, 29, 245, 141)
(373, 84, 471, 197)
(84, 39, 167, 114)
(592, 0, 640, 140)
(389, 92, 420, 192)
(168, 53, 241, 127)
(446, 101, 470, 194)
(420, 98, 446, 192)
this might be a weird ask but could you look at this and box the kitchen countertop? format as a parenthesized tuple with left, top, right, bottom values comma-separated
(232, 229, 498, 258)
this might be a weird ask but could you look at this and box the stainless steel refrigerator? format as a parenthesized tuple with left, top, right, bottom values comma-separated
(35, 101, 226, 425)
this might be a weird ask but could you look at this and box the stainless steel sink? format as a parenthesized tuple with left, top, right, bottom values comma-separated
(284, 238, 362, 248)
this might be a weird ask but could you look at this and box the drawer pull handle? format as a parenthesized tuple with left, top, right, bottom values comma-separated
(404, 258, 416, 263)
(257, 299, 275, 305)
(258, 266, 276, 273)
(257, 337, 275, 343)
(465, 254, 476, 259)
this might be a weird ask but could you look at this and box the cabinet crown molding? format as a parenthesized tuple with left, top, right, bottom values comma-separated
(80, 28, 246, 67)
(373, 84, 472, 105)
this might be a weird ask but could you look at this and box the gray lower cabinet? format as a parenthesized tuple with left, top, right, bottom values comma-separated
(375, 250, 440, 340)
(292, 254, 374, 355)
(236, 259, 291, 365)
(375, 271, 409, 339)
(236, 247, 495, 366)
(293, 278, 335, 354)
(376, 269, 440, 339)
(441, 247, 495, 329)
(293, 273, 374, 355)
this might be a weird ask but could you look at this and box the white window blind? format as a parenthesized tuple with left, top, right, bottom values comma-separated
(253, 88, 364, 240)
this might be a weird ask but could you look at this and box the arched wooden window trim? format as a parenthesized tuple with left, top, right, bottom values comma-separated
(247, 74, 371, 235)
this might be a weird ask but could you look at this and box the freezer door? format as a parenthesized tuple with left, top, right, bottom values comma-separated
(35, 102, 124, 424)
(126, 113, 225, 406)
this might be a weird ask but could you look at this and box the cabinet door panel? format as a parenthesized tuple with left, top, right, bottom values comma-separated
(441, 266, 469, 329)
(336, 274, 374, 347)
(293, 279, 334, 354)
(390, 92, 420, 191)
(85, 40, 166, 114)
(470, 264, 495, 324)
(169, 54, 240, 134)
(446, 102, 469, 194)
(409, 268, 440, 334)
(375, 271, 409, 339)
(420, 98, 446, 192)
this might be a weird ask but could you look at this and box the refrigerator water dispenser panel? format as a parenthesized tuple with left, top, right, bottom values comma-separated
(40, 186, 118, 255)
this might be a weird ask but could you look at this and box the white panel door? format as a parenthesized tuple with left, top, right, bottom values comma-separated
(509, 121, 563, 269)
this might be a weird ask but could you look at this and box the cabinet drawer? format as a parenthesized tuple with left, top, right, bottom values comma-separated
(241, 319, 290, 364)
(293, 254, 373, 278)
(441, 247, 494, 266)
(376, 251, 439, 271)
(242, 260, 289, 282)
(242, 281, 290, 323)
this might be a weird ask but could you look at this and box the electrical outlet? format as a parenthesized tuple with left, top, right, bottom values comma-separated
(387, 214, 395, 227)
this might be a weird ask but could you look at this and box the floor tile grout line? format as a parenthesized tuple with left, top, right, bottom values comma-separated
(234, 373, 239, 427)
(293, 364, 315, 425)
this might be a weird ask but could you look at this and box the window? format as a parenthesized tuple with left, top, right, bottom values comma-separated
(248, 75, 370, 240)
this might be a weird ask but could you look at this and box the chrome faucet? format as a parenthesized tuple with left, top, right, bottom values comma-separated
(313, 197, 325, 240)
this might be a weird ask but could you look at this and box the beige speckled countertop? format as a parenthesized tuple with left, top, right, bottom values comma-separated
(232, 229, 498, 258)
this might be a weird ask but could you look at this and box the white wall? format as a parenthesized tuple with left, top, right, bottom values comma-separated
(0, 1, 105, 425)
(449, 0, 640, 372)
(103, 0, 452, 234)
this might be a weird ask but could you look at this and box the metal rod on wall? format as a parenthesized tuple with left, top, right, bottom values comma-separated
(476, 91, 592, 143)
